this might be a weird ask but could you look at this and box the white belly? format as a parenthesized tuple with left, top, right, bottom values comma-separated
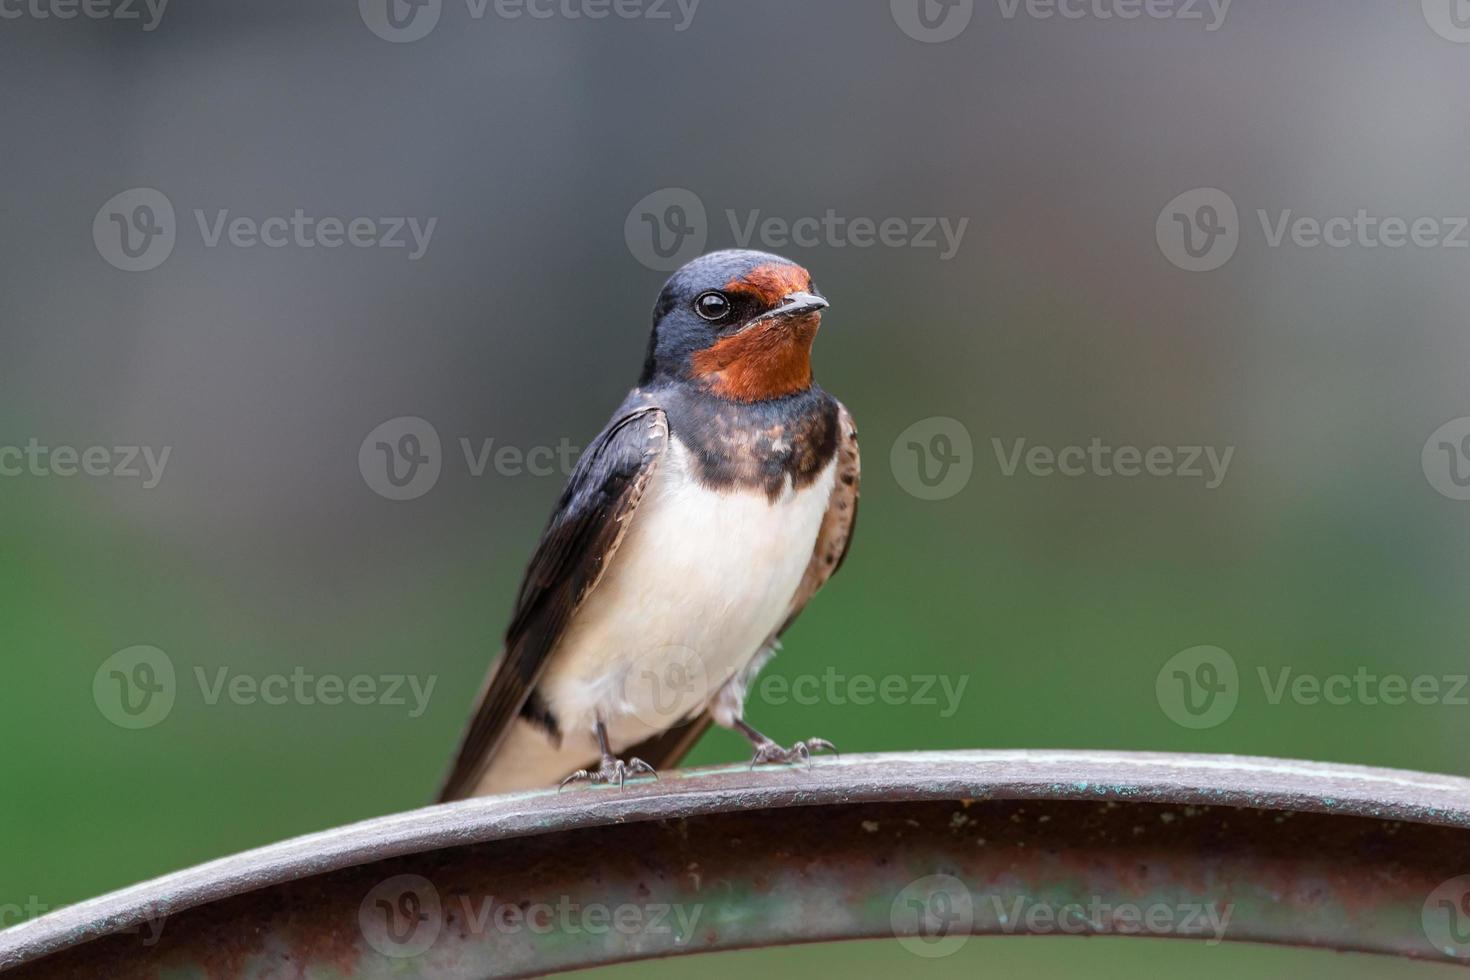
(538, 437, 835, 754)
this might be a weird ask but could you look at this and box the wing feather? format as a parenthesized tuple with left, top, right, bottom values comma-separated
(436, 405, 668, 801)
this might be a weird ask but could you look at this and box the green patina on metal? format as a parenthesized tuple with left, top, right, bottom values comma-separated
(5, 752, 1470, 978)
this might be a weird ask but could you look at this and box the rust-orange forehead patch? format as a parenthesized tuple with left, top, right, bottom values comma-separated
(722, 263, 813, 305)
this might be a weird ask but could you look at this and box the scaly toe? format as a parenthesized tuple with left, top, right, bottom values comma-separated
(626, 757, 658, 779)
(559, 756, 658, 790)
(558, 769, 593, 791)
(748, 738, 838, 769)
(749, 742, 784, 767)
(806, 738, 838, 758)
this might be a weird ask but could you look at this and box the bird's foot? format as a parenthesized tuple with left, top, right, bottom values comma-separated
(748, 738, 838, 770)
(559, 756, 657, 790)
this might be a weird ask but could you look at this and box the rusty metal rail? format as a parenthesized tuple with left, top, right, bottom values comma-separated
(5, 750, 1470, 977)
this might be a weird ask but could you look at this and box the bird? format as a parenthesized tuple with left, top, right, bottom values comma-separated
(437, 249, 859, 800)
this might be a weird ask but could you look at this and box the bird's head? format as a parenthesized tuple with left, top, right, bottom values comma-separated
(640, 250, 829, 402)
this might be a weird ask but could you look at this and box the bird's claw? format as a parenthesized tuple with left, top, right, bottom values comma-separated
(558, 756, 658, 790)
(748, 738, 838, 770)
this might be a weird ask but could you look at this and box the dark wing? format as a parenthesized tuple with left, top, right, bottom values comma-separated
(624, 401, 860, 769)
(436, 405, 669, 802)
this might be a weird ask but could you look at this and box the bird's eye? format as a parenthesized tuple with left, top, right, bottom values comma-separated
(695, 291, 731, 321)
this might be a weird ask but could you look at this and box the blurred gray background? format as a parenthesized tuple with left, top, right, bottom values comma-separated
(4, 0, 1470, 975)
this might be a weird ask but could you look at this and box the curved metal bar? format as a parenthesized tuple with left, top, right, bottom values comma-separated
(5, 751, 1470, 977)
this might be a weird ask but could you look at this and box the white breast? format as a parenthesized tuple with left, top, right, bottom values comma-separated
(538, 436, 836, 755)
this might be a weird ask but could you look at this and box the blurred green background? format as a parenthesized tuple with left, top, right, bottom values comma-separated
(4, 0, 1470, 976)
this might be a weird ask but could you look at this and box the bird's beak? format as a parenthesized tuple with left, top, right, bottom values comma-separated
(750, 291, 829, 327)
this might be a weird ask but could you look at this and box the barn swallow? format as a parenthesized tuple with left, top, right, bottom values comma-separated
(437, 249, 859, 799)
